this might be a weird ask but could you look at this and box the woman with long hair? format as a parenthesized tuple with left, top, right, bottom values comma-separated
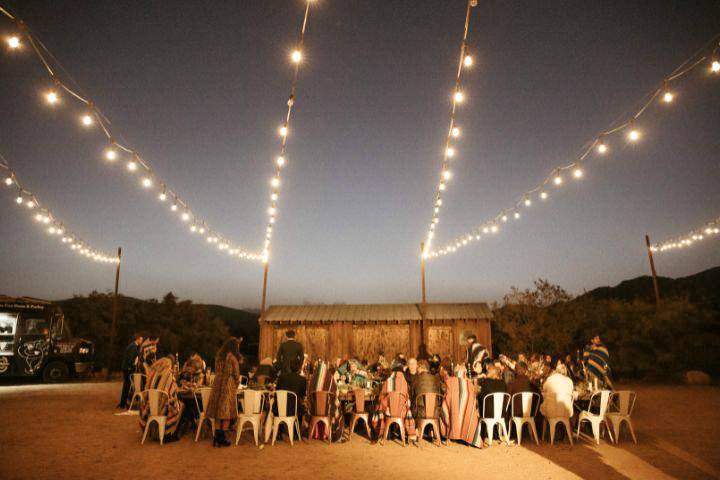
(205, 337, 243, 447)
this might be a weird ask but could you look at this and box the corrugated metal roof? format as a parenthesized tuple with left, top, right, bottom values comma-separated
(262, 303, 492, 323)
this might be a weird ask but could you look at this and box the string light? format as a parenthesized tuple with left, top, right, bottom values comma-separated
(651, 217, 720, 253)
(1, 152, 117, 264)
(0, 5, 304, 262)
(6, 35, 20, 49)
(711, 57, 720, 73)
(425, 35, 720, 260)
(421, 0, 477, 258)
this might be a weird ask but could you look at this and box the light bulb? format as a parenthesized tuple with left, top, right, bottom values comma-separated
(190, 225, 197, 232)
(276, 156, 286, 167)
(628, 129, 640, 142)
(442, 170, 452, 181)
(451, 127, 460, 138)
(158, 192, 167, 201)
(463, 55, 473, 67)
(6, 35, 21, 49)
(81, 114, 94, 127)
(127, 160, 138, 172)
(271, 177, 280, 188)
(45, 91, 59, 104)
(662, 91, 674, 103)
(279, 125, 288, 137)
(104, 148, 117, 161)
(48, 227, 56, 234)
(4, 176, 12, 186)
(524, 198, 531, 207)
(454, 91, 464, 103)
(711, 60, 720, 73)
(540, 191, 548, 200)
(291, 50, 303, 63)
(42, 216, 50, 224)
(34, 213, 43, 222)
(439, 183, 446, 191)
(181, 212, 190, 222)
(171, 204, 178, 212)
(26, 200, 35, 208)
(573, 167, 584, 178)
(271, 193, 279, 201)
(16, 196, 23, 204)
(268, 207, 276, 215)
(597, 143, 608, 154)
(141, 177, 152, 188)
(514, 212, 520, 219)
(446, 147, 455, 158)
(436, 199, 442, 206)
(553, 175, 563, 185)
(491, 225, 498, 233)
(199, 227, 205, 234)
(501, 215, 508, 222)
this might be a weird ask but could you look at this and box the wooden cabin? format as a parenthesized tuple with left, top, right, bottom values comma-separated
(258, 303, 492, 364)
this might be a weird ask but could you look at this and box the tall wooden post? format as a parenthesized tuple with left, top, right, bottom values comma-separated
(107, 247, 122, 380)
(645, 235, 661, 306)
(260, 261, 270, 318)
(420, 242, 427, 351)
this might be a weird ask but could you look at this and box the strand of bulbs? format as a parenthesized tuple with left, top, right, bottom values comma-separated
(651, 217, 720, 253)
(2, 2, 317, 264)
(422, 0, 476, 257)
(1, 157, 118, 264)
(425, 41, 720, 260)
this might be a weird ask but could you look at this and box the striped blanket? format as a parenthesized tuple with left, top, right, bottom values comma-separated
(308, 361, 343, 441)
(139, 358, 184, 439)
(583, 343, 612, 388)
(375, 371, 417, 441)
(441, 376, 483, 448)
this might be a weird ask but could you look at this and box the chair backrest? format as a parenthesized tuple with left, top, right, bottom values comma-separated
(482, 392, 510, 420)
(309, 390, 336, 417)
(240, 389, 265, 415)
(239, 375, 249, 387)
(198, 387, 213, 415)
(385, 390, 408, 418)
(351, 389, 367, 413)
(588, 389, 613, 416)
(609, 390, 636, 416)
(145, 389, 168, 417)
(511, 391, 540, 418)
(131, 373, 145, 393)
(274, 390, 299, 417)
(415, 393, 443, 419)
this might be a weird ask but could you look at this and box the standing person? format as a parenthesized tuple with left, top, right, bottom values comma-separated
(139, 336, 159, 375)
(583, 334, 612, 389)
(465, 334, 489, 377)
(206, 337, 243, 447)
(117, 333, 143, 409)
(276, 330, 304, 374)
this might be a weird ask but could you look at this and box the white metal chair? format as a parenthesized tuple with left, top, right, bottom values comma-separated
(271, 390, 301, 446)
(127, 373, 145, 411)
(194, 387, 215, 442)
(606, 390, 637, 444)
(510, 392, 540, 445)
(541, 391, 574, 446)
(236, 389, 266, 446)
(481, 392, 510, 446)
(141, 389, 168, 445)
(575, 389, 614, 445)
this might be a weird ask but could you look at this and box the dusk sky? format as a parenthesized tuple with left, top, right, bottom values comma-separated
(1, 0, 719, 309)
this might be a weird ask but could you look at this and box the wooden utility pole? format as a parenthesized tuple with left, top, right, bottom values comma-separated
(645, 235, 661, 306)
(260, 260, 270, 318)
(107, 247, 122, 380)
(420, 242, 427, 349)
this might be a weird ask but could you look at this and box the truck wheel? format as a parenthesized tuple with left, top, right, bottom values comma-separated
(43, 361, 69, 383)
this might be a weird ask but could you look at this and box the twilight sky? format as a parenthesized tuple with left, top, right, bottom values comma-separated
(0, 0, 719, 309)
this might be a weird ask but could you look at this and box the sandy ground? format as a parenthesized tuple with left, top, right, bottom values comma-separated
(0, 382, 718, 480)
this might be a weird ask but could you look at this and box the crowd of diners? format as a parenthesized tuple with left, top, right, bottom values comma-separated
(118, 330, 615, 447)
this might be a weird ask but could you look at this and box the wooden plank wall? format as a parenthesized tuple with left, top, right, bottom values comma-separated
(258, 318, 491, 363)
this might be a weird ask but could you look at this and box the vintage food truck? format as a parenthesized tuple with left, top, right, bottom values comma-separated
(0, 296, 94, 382)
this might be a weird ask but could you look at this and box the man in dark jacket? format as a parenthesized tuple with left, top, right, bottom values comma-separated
(276, 330, 304, 374)
(117, 333, 143, 408)
(274, 357, 307, 439)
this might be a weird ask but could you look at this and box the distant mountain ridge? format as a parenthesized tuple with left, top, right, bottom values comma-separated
(579, 266, 720, 306)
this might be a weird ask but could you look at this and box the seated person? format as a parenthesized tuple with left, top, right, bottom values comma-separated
(139, 356, 185, 442)
(539, 362, 575, 420)
(338, 359, 369, 387)
(178, 353, 206, 389)
(477, 365, 507, 418)
(507, 362, 538, 414)
(411, 360, 441, 418)
(274, 357, 307, 419)
(254, 357, 276, 385)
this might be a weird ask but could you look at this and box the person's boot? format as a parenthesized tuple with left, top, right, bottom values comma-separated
(218, 430, 231, 447)
(212, 430, 223, 447)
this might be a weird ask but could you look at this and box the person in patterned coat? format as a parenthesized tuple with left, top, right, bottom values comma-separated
(205, 337, 243, 447)
(139, 355, 184, 442)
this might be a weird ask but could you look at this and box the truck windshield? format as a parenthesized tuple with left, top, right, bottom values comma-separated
(18, 317, 50, 336)
(0, 312, 18, 335)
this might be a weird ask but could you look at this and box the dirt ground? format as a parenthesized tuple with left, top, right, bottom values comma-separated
(0, 382, 718, 480)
